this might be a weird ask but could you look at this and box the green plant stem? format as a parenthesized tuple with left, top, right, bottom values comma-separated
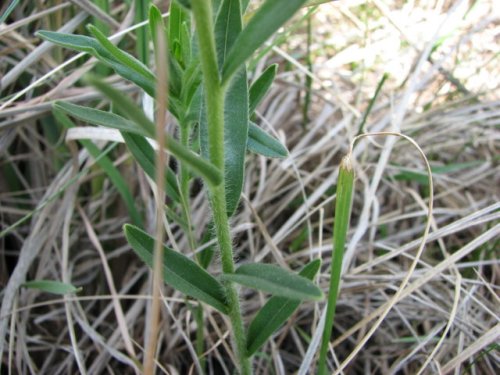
(192, 1, 250, 373)
(318, 155, 354, 375)
(179, 123, 197, 253)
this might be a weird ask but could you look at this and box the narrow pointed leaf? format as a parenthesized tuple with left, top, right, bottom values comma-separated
(54, 99, 178, 198)
(168, 0, 190, 66)
(87, 24, 155, 84)
(249, 64, 277, 114)
(124, 224, 229, 313)
(87, 76, 223, 186)
(247, 122, 288, 158)
(54, 101, 147, 136)
(214, 0, 249, 216)
(121, 132, 181, 203)
(149, 4, 165, 52)
(36, 30, 103, 55)
(222, 0, 308, 83)
(23, 280, 81, 295)
(222, 71, 248, 215)
(223, 263, 323, 301)
(246, 259, 321, 356)
(37, 30, 157, 97)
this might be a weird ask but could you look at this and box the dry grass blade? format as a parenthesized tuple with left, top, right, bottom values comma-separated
(78, 206, 137, 359)
(143, 24, 169, 375)
(1, 1, 498, 373)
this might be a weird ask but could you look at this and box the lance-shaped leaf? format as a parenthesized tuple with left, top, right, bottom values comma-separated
(246, 259, 321, 356)
(214, 0, 249, 216)
(121, 132, 181, 203)
(23, 280, 81, 295)
(247, 122, 288, 158)
(124, 224, 229, 314)
(222, 263, 323, 301)
(249, 64, 277, 115)
(222, 0, 308, 83)
(37, 30, 156, 97)
(87, 24, 155, 84)
(150, 4, 183, 99)
(168, 0, 191, 67)
(87, 76, 223, 186)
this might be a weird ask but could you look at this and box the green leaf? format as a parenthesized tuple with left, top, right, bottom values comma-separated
(54, 100, 181, 201)
(87, 76, 223, 186)
(223, 263, 323, 301)
(23, 280, 81, 295)
(36, 30, 103, 55)
(37, 30, 157, 98)
(249, 64, 277, 114)
(175, 0, 191, 10)
(221, 0, 308, 83)
(148, 4, 164, 49)
(246, 259, 321, 356)
(53, 107, 143, 226)
(168, 0, 191, 67)
(87, 24, 155, 85)
(214, 0, 249, 216)
(54, 101, 147, 136)
(197, 221, 216, 269)
(124, 224, 229, 314)
(121, 132, 181, 203)
(247, 122, 288, 158)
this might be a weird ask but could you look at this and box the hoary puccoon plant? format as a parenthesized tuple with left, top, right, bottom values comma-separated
(37, 1, 428, 374)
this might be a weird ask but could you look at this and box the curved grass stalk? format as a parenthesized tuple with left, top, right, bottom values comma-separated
(319, 132, 434, 374)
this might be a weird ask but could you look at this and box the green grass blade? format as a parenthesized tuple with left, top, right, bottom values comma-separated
(221, 0, 308, 84)
(87, 76, 223, 186)
(53, 108, 143, 226)
(124, 224, 229, 314)
(23, 280, 81, 295)
(246, 259, 321, 357)
(223, 263, 323, 301)
(247, 122, 288, 158)
(318, 155, 355, 375)
(135, 0, 150, 65)
(0, 0, 20, 23)
(249, 64, 277, 115)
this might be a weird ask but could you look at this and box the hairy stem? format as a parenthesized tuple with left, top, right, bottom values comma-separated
(192, 1, 250, 373)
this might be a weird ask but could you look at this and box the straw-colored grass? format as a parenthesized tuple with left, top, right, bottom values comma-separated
(1, 1, 498, 374)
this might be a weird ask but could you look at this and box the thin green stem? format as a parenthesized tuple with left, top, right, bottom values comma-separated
(192, 1, 251, 373)
(179, 123, 197, 253)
